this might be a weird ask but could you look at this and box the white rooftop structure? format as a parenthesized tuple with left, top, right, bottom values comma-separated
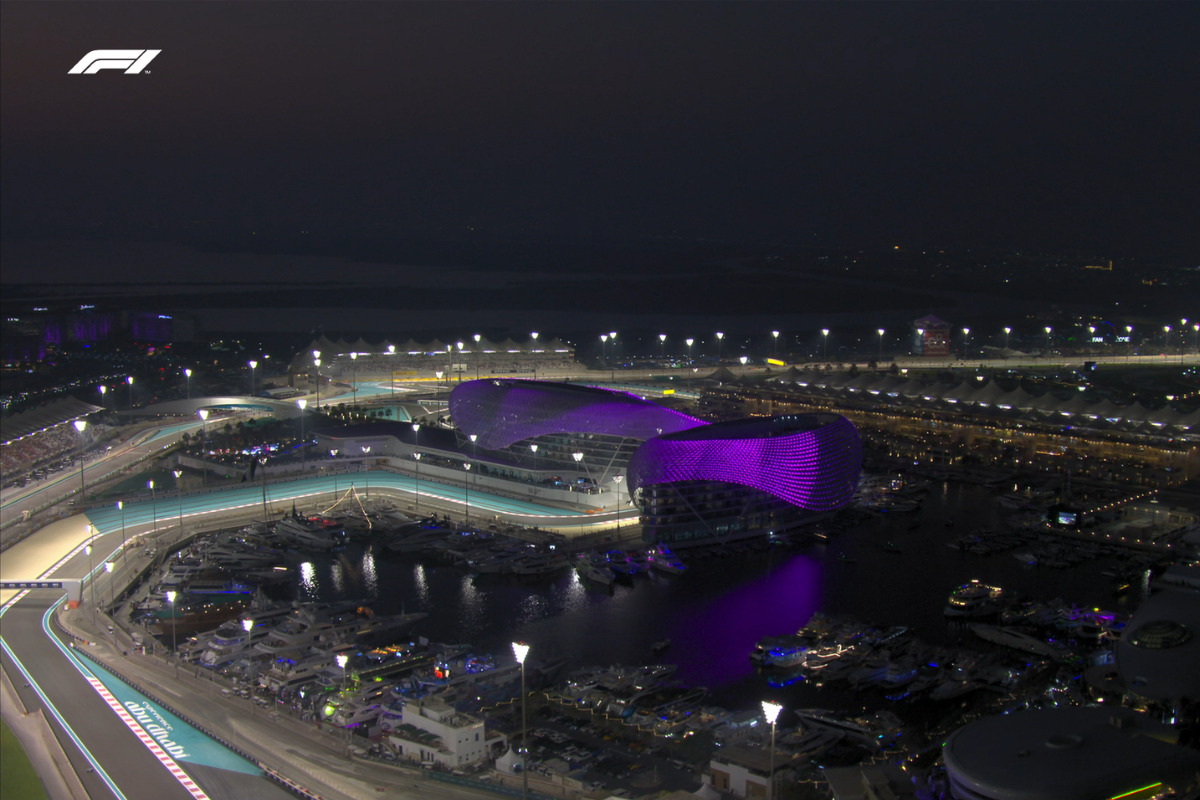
(942, 706, 1200, 800)
(1116, 587, 1200, 705)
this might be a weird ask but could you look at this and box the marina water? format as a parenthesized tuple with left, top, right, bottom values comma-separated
(285, 480, 1145, 712)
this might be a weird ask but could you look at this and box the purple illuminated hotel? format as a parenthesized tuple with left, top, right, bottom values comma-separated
(450, 380, 862, 547)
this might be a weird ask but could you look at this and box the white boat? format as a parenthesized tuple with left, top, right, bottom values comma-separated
(575, 560, 615, 586)
(794, 709, 906, 749)
(647, 548, 688, 575)
(199, 606, 292, 667)
(968, 624, 1072, 661)
(511, 554, 571, 578)
(274, 514, 337, 550)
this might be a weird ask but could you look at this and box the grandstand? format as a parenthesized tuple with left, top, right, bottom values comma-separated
(1, 397, 101, 480)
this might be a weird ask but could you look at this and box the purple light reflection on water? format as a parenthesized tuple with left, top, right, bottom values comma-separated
(663, 554, 823, 688)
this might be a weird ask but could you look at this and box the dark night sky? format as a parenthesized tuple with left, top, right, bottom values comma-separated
(2, 1, 1199, 293)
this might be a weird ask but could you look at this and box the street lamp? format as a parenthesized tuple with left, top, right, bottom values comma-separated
(313, 358, 321, 409)
(412, 452, 422, 515)
(118, 500, 127, 562)
(105, 561, 114, 610)
(463, 462, 472, 527)
(613, 474, 624, 537)
(98, 384, 107, 411)
(512, 641, 530, 800)
(761, 700, 783, 800)
(1003, 326, 1011, 356)
(73, 419, 88, 503)
(530, 444, 538, 477)
(249, 360, 257, 396)
(821, 329, 830, 364)
(473, 333, 482, 379)
(1163, 324, 1172, 358)
(716, 331, 724, 361)
(336, 652, 349, 692)
(1125, 325, 1133, 362)
(85, 539, 94, 607)
(165, 589, 178, 657)
(1044, 326, 1052, 354)
(126, 375, 134, 409)
(659, 333, 667, 360)
(173, 469, 184, 538)
(600, 333, 608, 363)
(529, 333, 538, 379)
(877, 328, 885, 364)
(242, 617, 254, 655)
(350, 352, 358, 403)
(185, 368, 192, 400)
(961, 327, 970, 359)
(771, 330, 780, 357)
(148, 480, 157, 535)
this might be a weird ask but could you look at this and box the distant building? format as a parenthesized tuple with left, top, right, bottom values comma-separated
(823, 763, 917, 799)
(708, 743, 792, 799)
(911, 314, 950, 357)
(386, 697, 499, 768)
(449, 380, 862, 547)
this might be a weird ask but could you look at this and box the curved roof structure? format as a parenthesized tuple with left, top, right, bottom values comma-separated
(449, 379, 706, 450)
(943, 706, 1200, 800)
(628, 413, 861, 511)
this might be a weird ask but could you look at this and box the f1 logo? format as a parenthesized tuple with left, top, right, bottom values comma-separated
(69, 49, 160, 75)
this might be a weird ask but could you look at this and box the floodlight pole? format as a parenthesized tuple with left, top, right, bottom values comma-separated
(174, 469, 184, 540)
(148, 480, 157, 536)
(762, 700, 782, 800)
(512, 642, 530, 800)
(118, 500, 126, 563)
(73, 419, 88, 504)
(85, 539, 94, 608)
(166, 589, 178, 675)
(464, 463, 472, 528)
(613, 474, 624, 538)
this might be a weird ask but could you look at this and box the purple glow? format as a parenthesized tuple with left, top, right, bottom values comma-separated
(628, 414, 861, 511)
(450, 379, 706, 450)
(668, 554, 823, 687)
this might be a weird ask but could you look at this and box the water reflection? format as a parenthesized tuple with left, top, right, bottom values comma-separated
(299, 561, 318, 600)
(558, 569, 587, 615)
(413, 564, 430, 608)
(330, 560, 345, 594)
(361, 550, 378, 596)
(668, 554, 823, 687)
(518, 592, 548, 625)
(459, 575, 485, 633)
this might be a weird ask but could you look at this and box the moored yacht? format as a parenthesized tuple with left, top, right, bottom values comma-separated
(944, 580, 1005, 618)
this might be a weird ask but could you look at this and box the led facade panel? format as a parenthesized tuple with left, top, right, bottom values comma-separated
(450, 379, 706, 450)
(628, 414, 861, 511)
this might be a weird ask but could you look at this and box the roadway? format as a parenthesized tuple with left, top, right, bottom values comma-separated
(0, 405, 617, 800)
